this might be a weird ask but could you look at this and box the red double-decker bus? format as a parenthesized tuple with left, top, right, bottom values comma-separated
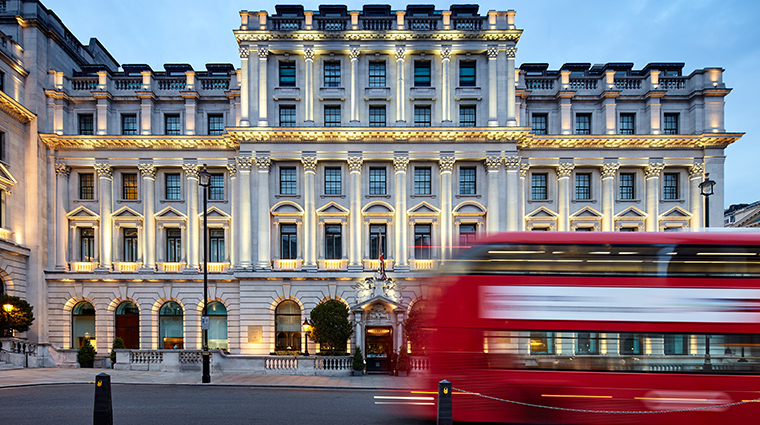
(421, 231, 760, 424)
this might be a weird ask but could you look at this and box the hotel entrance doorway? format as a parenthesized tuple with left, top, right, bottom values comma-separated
(365, 326, 392, 373)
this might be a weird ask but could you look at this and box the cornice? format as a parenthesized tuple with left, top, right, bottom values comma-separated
(234, 30, 521, 44)
(39, 134, 235, 150)
(520, 133, 744, 149)
(228, 127, 530, 144)
(0, 90, 35, 123)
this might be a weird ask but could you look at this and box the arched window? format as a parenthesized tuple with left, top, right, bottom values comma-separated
(72, 301, 95, 349)
(115, 301, 140, 349)
(159, 301, 183, 349)
(206, 301, 228, 351)
(275, 300, 301, 352)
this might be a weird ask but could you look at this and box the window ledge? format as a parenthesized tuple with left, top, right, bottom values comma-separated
(660, 199, 685, 203)
(527, 199, 553, 204)
(73, 199, 98, 203)
(571, 199, 597, 204)
(275, 194, 302, 199)
(160, 199, 186, 204)
(116, 199, 142, 204)
(366, 194, 391, 199)
(616, 199, 642, 204)
(455, 194, 481, 199)
(321, 194, 346, 199)
(410, 194, 436, 199)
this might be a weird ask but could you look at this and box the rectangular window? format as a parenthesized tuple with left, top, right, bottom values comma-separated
(620, 113, 635, 135)
(575, 173, 591, 200)
(165, 173, 181, 200)
(279, 106, 296, 127)
(459, 105, 476, 127)
(369, 224, 387, 259)
(123, 228, 138, 262)
(209, 174, 224, 200)
(0, 71, 4, 93)
(280, 167, 297, 195)
(531, 173, 548, 200)
(280, 224, 297, 260)
(324, 61, 341, 87)
(459, 224, 477, 246)
(414, 105, 431, 127)
(0, 132, 5, 163)
(575, 113, 591, 135)
(209, 229, 225, 263)
(165, 114, 181, 135)
(78, 114, 94, 135)
(369, 61, 386, 87)
(664, 173, 679, 200)
(414, 61, 431, 87)
(369, 167, 386, 195)
(619, 333, 643, 355)
(532, 114, 548, 135)
(414, 224, 432, 260)
(576, 333, 599, 355)
(166, 229, 182, 262)
(459, 167, 476, 195)
(414, 167, 432, 195)
(324, 106, 341, 127)
(122, 173, 138, 200)
(81, 228, 95, 262)
(663, 113, 679, 135)
(530, 332, 554, 355)
(121, 114, 137, 135)
(369, 106, 386, 127)
(619, 173, 635, 200)
(664, 334, 689, 355)
(79, 173, 94, 200)
(459, 61, 476, 86)
(324, 167, 342, 195)
(208, 114, 224, 135)
(325, 225, 342, 260)
(279, 61, 296, 87)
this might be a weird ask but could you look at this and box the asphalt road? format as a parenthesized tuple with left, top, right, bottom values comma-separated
(0, 384, 435, 424)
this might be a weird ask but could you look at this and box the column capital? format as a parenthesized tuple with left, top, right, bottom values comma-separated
(519, 162, 531, 178)
(600, 162, 620, 179)
(439, 156, 455, 173)
(304, 46, 315, 61)
(504, 155, 521, 170)
(393, 156, 409, 173)
(440, 46, 452, 61)
(485, 155, 502, 171)
(258, 46, 269, 58)
(138, 163, 156, 180)
(349, 47, 360, 61)
(487, 46, 499, 59)
(55, 160, 71, 179)
(395, 46, 406, 61)
(226, 162, 238, 177)
(93, 163, 112, 180)
(505, 47, 517, 59)
(556, 162, 575, 179)
(645, 162, 665, 179)
(182, 163, 200, 180)
(301, 155, 318, 173)
(689, 162, 705, 179)
(347, 156, 363, 173)
(255, 155, 271, 171)
(239, 46, 250, 59)
(236, 156, 253, 171)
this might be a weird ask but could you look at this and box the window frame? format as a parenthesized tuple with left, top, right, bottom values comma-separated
(209, 174, 224, 201)
(121, 114, 137, 136)
(619, 172, 636, 200)
(459, 167, 476, 195)
(575, 172, 591, 200)
(279, 60, 296, 87)
(663, 112, 679, 135)
(575, 113, 591, 135)
(80, 227, 95, 262)
(279, 167, 297, 195)
(369, 167, 387, 195)
(164, 114, 181, 136)
(123, 227, 138, 262)
(663, 172, 679, 200)
(165, 173, 182, 200)
(369, 105, 386, 127)
(324, 105, 341, 127)
(369, 224, 387, 260)
(279, 105, 297, 127)
(325, 224, 342, 260)
(323, 60, 341, 88)
(78, 114, 94, 135)
(414, 105, 432, 127)
(122, 173, 138, 200)
(619, 113, 635, 135)
(414, 166, 432, 195)
(531, 173, 548, 200)
(209, 228, 225, 263)
(207, 114, 224, 135)
(368, 61, 386, 87)
(532, 113, 548, 135)
(324, 167, 342, 195)
(459, 105, 476, 127)
(414, 60, 431, 87)
(280, 224, 298, 260)
(414, 224, 432, 260)
(166, 228, 182, 262)
(458, 60, 476, 87)
(79, 173, 95, 200)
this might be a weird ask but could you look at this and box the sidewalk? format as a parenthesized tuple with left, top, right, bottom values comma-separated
(0, 367, 420, 391)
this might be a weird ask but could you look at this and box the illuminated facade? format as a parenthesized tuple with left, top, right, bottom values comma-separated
(0, 2, 742, 364)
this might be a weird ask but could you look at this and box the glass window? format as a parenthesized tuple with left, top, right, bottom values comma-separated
(414, 167, 432, 195)
(123, 228, 138, 262)
(279, 105, 296, 127)
(576, 333, 599, 355)
(209, 174, 224, 200)
(122, 173, 138, 200)
(206, 301, 228, 350)
(324, 106, 341, 127)
(165, 114, 181, 135)
(369, 106, 386, 127)
(532, 114, 547, 135)
(663, 113, 679, 135)
(414, 106, 431, 127)
(459, 61, 476, 86)
(414, 61, 431, 87)
(459, 105, 476, 127)
(369, 61, 386, 87)
(369, 167, 386, 195)
(325, 225, 342, 260)
(78, 114, 94, 135)
(324, 167, 341, 195)
(620, 173, 635, 200)
(460, 167, 476, 195)
(80, 228, 95, 262)
(280, 224, 297, 260)
(209, 229, 225, 263)
(530, 332, 554, 354)
(280, 167, 297, 195)
(279, 61, 296, 87)
(459, 224, 477, 246)
(664, 334, 689, 355)
(208, 114, 224, 135)
(166, 228, 182, 262)
(72, 301, 95, 348)
(414, 224, 432, 260)
(121, 114, 137, 135)
(159, 301, 183, 349)
(620, 113, 635, 135)
(79, 173, 94, 200)
(531, 173, 547, 200)
(324, 61, 340, 87)
(575, 173, 591, 200)
(664, 173, 679, 200)
(575, 113, 591, 135)
(369, 224, 387, 259)
(275, 300, 301, 352)
(620, 333, 643, 355)
(165, 173, 181, 200)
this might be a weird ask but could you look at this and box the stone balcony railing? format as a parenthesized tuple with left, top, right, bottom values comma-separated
(265, 15, 490, 32)
(63, 73, 234, 97)
(522, 74, 693, 96)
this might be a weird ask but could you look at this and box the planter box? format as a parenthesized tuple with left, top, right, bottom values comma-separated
(353, 370, 363, 376)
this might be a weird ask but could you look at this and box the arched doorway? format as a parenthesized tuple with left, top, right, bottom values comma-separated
(115, 301, 139, 349)
(206, 301, 228, 351)
(274, 300, 301, 354)
(159, 301, 183, 349)
(72, 301, 95, 349)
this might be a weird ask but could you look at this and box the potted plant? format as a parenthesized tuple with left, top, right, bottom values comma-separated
(110, 337, 126, 367)
(396, 349, 411, 377)
(77, 338, 96, 368)
(352, 346, 365, 376)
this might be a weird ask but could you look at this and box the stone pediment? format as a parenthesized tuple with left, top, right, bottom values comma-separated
(0, 163, 17, 192)
(67, 206, 99, 221)
(198, 206, 231, 221)
(453, 201, 486, 216)
(615, 206, 648, 219)
(350, 295, 405, 313)
(526, 206, 559, 219)
(271, 200, 304, 215)
(316, 201, 350, 216)
(659, 205, 692, 219)
(408, 201, 440, 216)
(362, 201, 394, 215)
(155, 206, 187, 221)
(570, 206, 603, 219)
(112, 206, 144, 220)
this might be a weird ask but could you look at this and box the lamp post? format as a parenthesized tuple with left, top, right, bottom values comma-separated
(3, 302, 12, 338)
(198, 165, 212, 383)
(699, 174, 716, 371)
(302, 318, 311, 356)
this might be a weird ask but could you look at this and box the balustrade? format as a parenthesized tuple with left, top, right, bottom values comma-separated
(157, 79, 187, 91)
(614, 78, 643, 90)
(271, 18, 302, 31)
(660, 77, 686, 90)
(525, 79, 554, 90)
(452, 18, 483, 30)
(361, 17, 394, 31)
(407, 18, 438, 31)
(114, 79, 141, 90)
(199, 78, 230, 91)
(569, 78, 598, 90)
(71, 79, 97, 91)
(316, 18, 348, 31)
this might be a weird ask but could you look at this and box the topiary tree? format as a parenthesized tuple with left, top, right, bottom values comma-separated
(309, 299, 353, 355)
(0, 294, 35, 337)
(352, 345, 365, 371)
(110, 337, 126, 364)
(77, 338, 96, 367)
(403, 304, 431, 355)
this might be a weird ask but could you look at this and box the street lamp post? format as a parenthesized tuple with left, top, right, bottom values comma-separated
(3, 303, 13, 338)
(302, 318, 311, 356)
(199, 165, 212, 383)
(699, 174, 716, 371)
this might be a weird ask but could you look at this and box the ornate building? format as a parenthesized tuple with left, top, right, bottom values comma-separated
(0, 2, 742, 368)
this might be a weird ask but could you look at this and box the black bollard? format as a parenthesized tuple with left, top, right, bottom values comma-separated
(437, 379, 453, 425)
(93, 373, 113, 425)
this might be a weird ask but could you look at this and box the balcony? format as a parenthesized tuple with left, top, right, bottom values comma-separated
(318, 87, 346, 101)
(364, 87, 391, 101)
(70, 262, 96, 273)
(273, 87, 301, 101)
(275, 259, 303, 271)
(454, 87, 482, 101)
(411, 259, 436, 271)
(409, 87, 436, 101)
(319, 259, 347, 271)
(205, 262, 230, 273)
(157, 262, 184, 273)
(364, 259, 393, 272)
(115, 262, 140, 273)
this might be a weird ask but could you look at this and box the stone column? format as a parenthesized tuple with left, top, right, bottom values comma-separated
(506, 47, 517, 127)
(236, 156, 253, 269)
(183, 163, 200, 271)
(519, 163, 530, 230)
(227, 162, 238, 266)
(302, 155, 318, 271)
(350, 47, 360, 124)
(54, 161, 71, 270)
(255, 155, 272, 270)
(504, 156, 520, 231)
(487, 46, 499, 127)
(393, 156, 409, 270)
(600, 162, 620, 232)
(689, 162, 704, 230)
(441, 46, 452, 123)
(238, 47, 250, 126)
(304, 47, 314, 124)
(258, 46, 269, 127)
(556, 162, 575, 231)
(439, 156, 455, 260)
(138, 163, 157, 270)
(395, 46, 406, 124)
(94, 163, 113, 271)
(348, 156, 363, 271)
(645, 162, 665, 231)
(485, 155, 502, 233)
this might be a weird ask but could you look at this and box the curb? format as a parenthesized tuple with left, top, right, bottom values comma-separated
(0, 381, 409, 391)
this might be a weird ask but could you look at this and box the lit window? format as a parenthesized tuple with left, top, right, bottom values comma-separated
(79, 114, 94, 135)
(620, 334, 643, 355)
(532, 114, 547, 135)
(208, 114, 224, 135)
(280, 224, 297, 260)
(165, 173, 181, 200)
(324, 61, 340, 87)
(122, 173, 138, 200)
(620, 113, 635, 135)
(619, 173, 635, 200)
(575, 173, 591, 200)
(79, 173, 94, 200)
(459, 61, 476, 86)
(530, 332, 554, 354)
(324, 167, 341, 195)
(531, 173, 547, 200)
(414, 106, 431, 127)
(575, 113, 591, 135)
(459, 167, 476, 195)
(279, 106, 296, 127)
(80, 228, 95, 262)
(414, 60, 431, 87)
(414, 167, 432, 195)
(279, 61, 296, 87)
(369, 61, 386, 87)
(275, 300, 301, 352)
(459, 105, 476, 127)
(369, 167, 386, 195)
(664, 173, 678, 200)
(121, 114, 137, 135)
(576, 333, 599, 355)
(165, 114, 181, 135)
(280, 167, 297, 195)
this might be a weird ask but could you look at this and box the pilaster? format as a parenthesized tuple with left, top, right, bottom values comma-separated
(138, 163, 157, 271)
(347, 155, 363, 271)
(255, 155, 271, 269)
(645, 162, 665, 231)
(393, 155, 409, 270)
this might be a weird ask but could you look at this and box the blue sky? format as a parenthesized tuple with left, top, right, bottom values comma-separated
(41, 0, 760, 208)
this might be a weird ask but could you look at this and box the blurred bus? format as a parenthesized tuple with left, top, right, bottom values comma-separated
(422, 231, 760, 424)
